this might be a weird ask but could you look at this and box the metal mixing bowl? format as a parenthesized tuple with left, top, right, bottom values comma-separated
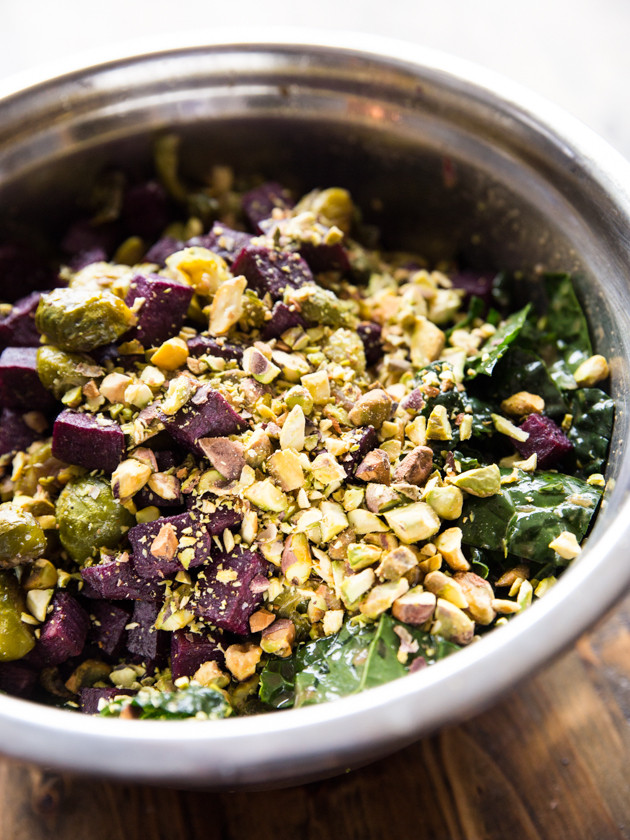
(1, 34, 630, 789)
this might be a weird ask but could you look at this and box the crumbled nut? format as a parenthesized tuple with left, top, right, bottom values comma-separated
(261, 619, 296, 658)
(198, 437, 245, 482)
(423, 570, 468, 608)
(431, 598, 475, 645)
(302, 370, 331, 404)
(322, 609, 344, 635)
(124, 381, 154, 409)
(548, 530, 582, 560)
(500, 391, 545, 416)
(209, 275, 247, 335)
(249, 608, 276, 633)
(150, 522, 178, 562)
(433, 528, 469, 571)
(193, 660, 228, 687)
(376, 546, 418, 580)
(393, 445, 433, 486)
(496, 565, 530, 587)
(243, 346, 281, 383)
(360, 578, 409, 619)
(426, 405, 452, 441)
(454, 572, 495, 624)
(147, 472, 181, 500)
(310, 452, 346, 486)
(392, 588, 436, 625)
(355, 449, 391, 484)
(281, 533, 312, 585)
(224, 642, 263, 680)
(574, 354, 610, 387)
(410, 317, 445, 365)
(491, 598, 521, 615)
(166, 246, 231, 295)
(348, 389, 393, 429)
(150, 337, 189, 370)
(244, 428, 273, 468)
(111, 458, 153, 502)
(279, 404, 306, 451)
(268, 449, 305, 491)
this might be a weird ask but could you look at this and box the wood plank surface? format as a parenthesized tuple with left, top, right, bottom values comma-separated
(1, 592, 629, 840)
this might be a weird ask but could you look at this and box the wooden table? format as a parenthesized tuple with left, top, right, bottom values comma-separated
(1, 592, 629, 840)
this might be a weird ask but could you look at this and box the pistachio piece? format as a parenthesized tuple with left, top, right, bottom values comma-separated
(423, 570, 468, 609)
(301, 370, 331, 405)
(111, 458, 153, 503)
(279, 404, 305, 451)
(573, 354, 610, 387)
(198, 437, 245, 482)
(224, 642, 263, 681)
(310, 452, 346, 486)
(249, 608, 276, 633)
(360, 578, 409, 619)
(425, 485, 463, 520)
(452, 464, 501, 497)
(209, 275, 247, 335)
(347, 508, 389, 535)
(383, 502, 441, 544)
(244, 428, 273, 468)
(340, 568, 375, 607)
(348, 389, 392, 429)
(244, 479, 288, 513)
(500, 391, 545, 417)
(410, 317, 445, 366)
(364, 483, 403, 513)
(393, 445, 433, 486)
(454, 571, 496, 625)
(433, 528, 469, 571)
(431, 598, 475, 645)
(392, 587, 437, 625)
(150, 337, 189, 371)
(548, 530, 582, 560)
(322, 609, 344, 635)
(242, 346, 281, 384)
(376, 545, 419, 580)
(261, 619, 296, 658)
(426, 405, 452, 441)
(319, 501, 350, 543)
(347, 542, 382, 571)
(268, 449, 305, 491)
(285, 385, 314, 414)
(355, 449, 391, 484)
(281, 533, 312, 585)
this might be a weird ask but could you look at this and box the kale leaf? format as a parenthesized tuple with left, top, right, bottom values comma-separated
(466, 304, 531, 378)
(259, 615, 459, 710)
(459, 469, 602, 566)
(567, 388, 614, 477)
(99, 684, 232, 720)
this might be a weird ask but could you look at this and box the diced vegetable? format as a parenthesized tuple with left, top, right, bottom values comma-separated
(125, 274, 193, 347)
(52, 409, 125, 473)
(232, 245, 312, 299)
(162, 384, 247, 452)
(0, 292, 41, 348)
(0, 347, 55, 410)
(31, 591, 89, 666)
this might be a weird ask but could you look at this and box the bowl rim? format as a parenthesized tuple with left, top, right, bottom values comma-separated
(1, 30, 630, 785)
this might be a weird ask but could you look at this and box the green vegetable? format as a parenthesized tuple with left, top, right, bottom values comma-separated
(0, 504, 46, 567)
(0, 571, 35, 661)
(259, 614, 459, 709)
(36, 346, 96, 400)
(56, 476, 135, 563)
(467, 304, 531, 378)
(35, 288, 136, 352)
(459, 469, 602, 565)
(100, 684, 232, 720)
(487, 347, 568, 419)
(568, 388, 615, 477)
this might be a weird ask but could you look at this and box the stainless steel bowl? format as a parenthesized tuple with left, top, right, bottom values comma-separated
(1, 34, 630, 789)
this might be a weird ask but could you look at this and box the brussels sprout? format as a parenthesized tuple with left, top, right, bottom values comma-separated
(0, 504, 46, 568)
(56, 476, 135, 563)
(36, 346, 96, 399)
(0, 571, 35, 661)
(35, 288, 136, 352)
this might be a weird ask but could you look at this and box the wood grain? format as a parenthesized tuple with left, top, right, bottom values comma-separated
(1, 593, 629, 840)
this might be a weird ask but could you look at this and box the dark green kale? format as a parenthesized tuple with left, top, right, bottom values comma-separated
(99, 684, 232, 720)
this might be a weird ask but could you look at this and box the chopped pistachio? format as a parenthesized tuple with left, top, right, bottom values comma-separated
(279, 404, 306, 451)
(426, 405, 452, 441)
(150, 337, 189, 371)
(360, 579, 409, 619)
(573, 354, 610, 387)
(452, 464, 501, 497)
(548, 530, 582, 560)
(244, 479, 288, 512)
(383, 502, 441, 544)
(500, 391, 545, 417)
(209, 275, 247, 335)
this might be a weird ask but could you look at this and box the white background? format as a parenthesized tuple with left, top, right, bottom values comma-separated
(1, 0, 629, 158)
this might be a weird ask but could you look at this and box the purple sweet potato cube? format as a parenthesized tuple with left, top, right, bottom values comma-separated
(0, 292, 41, 348)
(241, 182, 294, 233)
(125, 273, 193, 347)
(0, 408, 41, 456)
(231, 245, 312, 300)
(129, 511, 213, 579)
(261, 302, 306, 341)
(126, 600, 162, 662)
(81, 554, 164, 601)
(122, 181, 169, 240)
(170, 629, 227, 680)
(341, 426, 378, 477)
(88, 601, 131, 657)
(144, 236, 183, 266)
(357, 322, 383, 367)
(513, 414, 574, 468)
(33, 592, 89, 666)
(0, 347, 55, 410)
(186, 334, 243, 362)
(0, 243, 55, 300)
(299, 242, 351, 274)
(0, 662, 38, 698)
(162, 384, 248, 453)
(52, 409, 125, 473)
(188, 223, 253, 264)
(450, 271, 495, 305)
(190, 547, 269, 635)
(79, 687, 135, 715)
